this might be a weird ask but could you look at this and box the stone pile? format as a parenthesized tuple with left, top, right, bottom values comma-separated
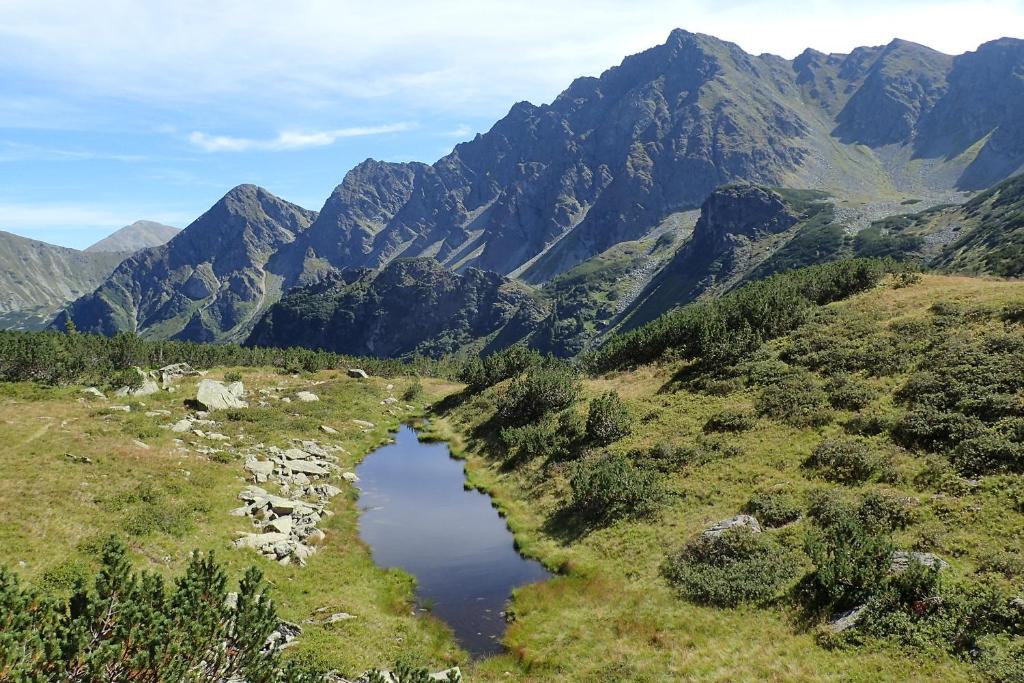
(232, 438, 355, 567)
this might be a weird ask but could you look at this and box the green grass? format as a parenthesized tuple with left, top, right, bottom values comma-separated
(0, 369, 465, 678)
(424, 273, 1024, 681)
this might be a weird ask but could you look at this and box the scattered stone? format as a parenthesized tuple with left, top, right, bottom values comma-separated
(703, 515, 761, 537)
(159, 362, 200, 389)
(320, 425, 339, 435)
(352, 419, 375, 429)
(233, 532, 289, 549)
(347, 368, 369, 379)
(227, 381, 246, 398)
(145, 410, 172, 417)
(170, 419, 192, 433)
(108, 405, 131, 413)
(341, 472, 359, 483)
(64, 452, 93, 464)
(266, 516, 293, 535)
(386, 384, 394, 391)
(81, 387, 106, 399)
(381, 397, 398, 406)
(827, 605, 867, 633)
(266, 621, 302, 651)
(132, 440, 151, 450)
(889, 551, 949, 574)
(195, 379, 248, 411)
(295, 391, 319, 402)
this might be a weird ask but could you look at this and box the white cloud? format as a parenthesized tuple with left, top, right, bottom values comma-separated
(441, 124, 474, 139)
(187, 123, 416, 152)
(0, 0, 1017, 121)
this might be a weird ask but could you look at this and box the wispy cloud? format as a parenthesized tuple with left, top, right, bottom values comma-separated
(0, 201, 189, 231)
(187, 123, 416, 152)
(0, 141, 148, 162)
(441, 124, 474, 139)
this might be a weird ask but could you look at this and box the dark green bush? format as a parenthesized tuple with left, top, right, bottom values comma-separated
(500, 410, 585, 463)
(756, 373, 831, 427)
(663, 527, 798, 607)
(825, 375, 879, 410)
(224, 370, 243, 383)
(568, 453, 666, 524)
(843, 412, 894, 436)
(703, 408, 756, 434)
(402, 380, 425, 403)
(744, 489, 802, 528)
(977, 635, 1024, 683)
(499, 362, 581, 426)
(587, 259, 889, 373)
(586, 391, 633, 445)
(805, 438, 881, 484)
(459, 345, 542, 391)
(0, 537, 319, 681)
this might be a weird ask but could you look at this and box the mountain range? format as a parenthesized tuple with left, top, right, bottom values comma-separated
(27, 30, 1024, 353)
(0, 221, 177, 330)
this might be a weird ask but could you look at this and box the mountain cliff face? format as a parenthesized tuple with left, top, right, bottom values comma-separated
(247, 258, 546, 358)
(56, 185, 316, 342)
(0, 232, 128, 330)
(274, 32, 1023, 286)
(84, 221, 180, 253)
(54, 30, 1024, 346)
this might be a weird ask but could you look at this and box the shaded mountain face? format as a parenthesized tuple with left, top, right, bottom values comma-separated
(56, 185, 316, 342)
(276, 31, 1023, 285)
(0, 231, 128, 330)
(84, 220, 180, 253)
(247, 258, 547, 358)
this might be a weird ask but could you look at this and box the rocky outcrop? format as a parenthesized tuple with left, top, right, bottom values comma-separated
(702, 514, 762, 537)
(195, 379, 248, 411)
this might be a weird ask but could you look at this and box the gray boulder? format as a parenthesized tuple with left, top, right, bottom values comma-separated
(703, 514, 761, 538)
(826, 605, 867, 633)
(889, 551, 949, 574)
(195, 379, 248, 410)
(347, 368, 369, 379)
(159, 362, 200, 388)
(114, 367, 161, 397)
(295, 391, 319, 402)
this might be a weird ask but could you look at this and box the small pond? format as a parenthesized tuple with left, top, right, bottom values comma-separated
(355, 425, 550, 657)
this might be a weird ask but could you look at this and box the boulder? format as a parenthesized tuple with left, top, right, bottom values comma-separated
(234, 532, 289, 549)
(381, 397, 399, 406)
(889, 551, 949, 574)
(158, 362, 199, 389)
(320, 425, 339, 435)
(265, 516, 293, 535)
(245, 459, 274, 482)
(286, 460, 328, 476)
(227, 381, 245, 398)
(352, 419, 375, 429)
(81, 387, 106, 399)
(703, 514, 761, 537)
(295, 391, 319, 402)
(170, 419, 192, 433)
(827, 605, 867, 633)
(347, 368, 369, 379)
(108, 405, 131, 413)
(195, 379, 248, 410)
(114, 368, 161, 397)
(341, 472, 359, 483)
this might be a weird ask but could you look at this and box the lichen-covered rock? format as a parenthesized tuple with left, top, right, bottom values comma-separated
(195, 379, 248, 410)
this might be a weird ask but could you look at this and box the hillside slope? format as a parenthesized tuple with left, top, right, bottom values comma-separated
(432, 271, 1024, 681)
(84, 220, 180, 253)
(248, 258, 547, 358)
(0, 231, 127, 330)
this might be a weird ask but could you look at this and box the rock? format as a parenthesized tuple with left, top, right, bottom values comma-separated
(227, 381, 246, 398)
(295, 391, 319, 402)
(158, 362, 199, 389)
(114, 367, 161, 397)
(205, 432, 230, 441)
(64, 452, 93, 464)
(341, 472, 359, 483)
(81, 387, 106, 399)
(386, 384, 394, 391)
(381, 397, 398, 406)
(266, 621, 302, 650)
(245, 459, 274, 482)
(195, 379, 248, 411)
(170, 419, 192, 433)
(132, 440, 151, 450)
(889, 551, 949, 574)
(280, 397, 292, 403)
(265, 516, 293, 535)
(306, 529, 326, 545)
(827, 605, 867, 633)
(108, 405, 131, 413)
(352, 419, 375, 429)
(285, 460, 329, 476)
(347, 368, 369, 379)
(145, 410, 171, 417)
(703, 515, 761, 537)
(320, 425, 339, 435)
(234, 532, 289, 549)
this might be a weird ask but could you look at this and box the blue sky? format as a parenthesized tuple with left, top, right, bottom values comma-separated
(1, 0, 1021, 249)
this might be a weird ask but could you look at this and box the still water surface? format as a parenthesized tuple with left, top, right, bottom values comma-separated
(356, 425, 550, 657)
